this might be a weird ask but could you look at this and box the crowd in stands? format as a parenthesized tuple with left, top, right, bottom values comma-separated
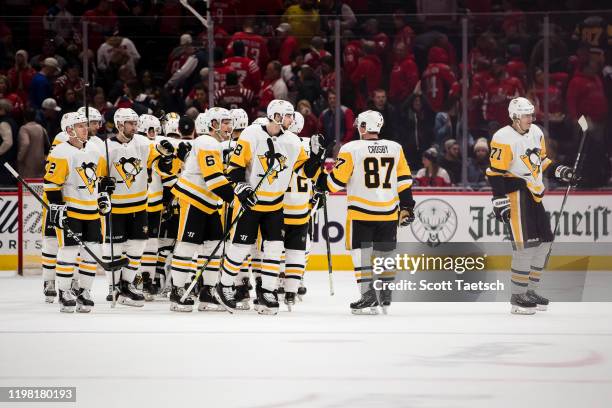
(0, 0, 611, 188)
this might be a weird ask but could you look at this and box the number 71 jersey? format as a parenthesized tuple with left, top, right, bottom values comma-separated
(327, 139, 413, 222)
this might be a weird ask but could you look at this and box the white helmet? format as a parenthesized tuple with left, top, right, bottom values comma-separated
(163, 112, 180, 136)
(137, 114, 162, 136)
(508, 97, 534, 120)
(266, 99, 294, 124)
(206, 107, 231, 130)
(113, 108, 139, 128)
(229, 108, 249, 131)
(355, 110, 384, 134)
(253, 117, 269, 126)
(61, 111, 88, 132)
(195, 112, 209, 136)
(77, 106, 102, 122)
(288, 111, 304, 134)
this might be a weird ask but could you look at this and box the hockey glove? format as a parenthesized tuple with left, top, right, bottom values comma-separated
(399, 207, 415, 227)
(234, 182, 258, 209)
(49, 204, 67, 229)
(157, 155, 174, 174)
(492, 196, 511, 223)
(310, 190, 326, 211)
(555, 165, 581, 187)
(156, 139, 175, 158)
(98, 192, 112, 215)
(309, 133, 326, 157)
(314, 172, 328, 192)
(162, 198, 179, 222)
(98, 176, 116, 195)
(177, 141, 192, 162)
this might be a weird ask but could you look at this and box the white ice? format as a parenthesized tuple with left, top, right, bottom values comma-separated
(1, 271, 611, 408)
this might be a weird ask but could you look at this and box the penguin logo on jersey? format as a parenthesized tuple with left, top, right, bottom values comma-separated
(75, 162, 98, 194)
(520, 148, 542, 178)
(114, 157, 143, 188)
(258, 154, 287, 184)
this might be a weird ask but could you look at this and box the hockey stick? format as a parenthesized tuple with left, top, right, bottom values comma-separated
(103, 138, 119, 307)
(543, 115, 589, 269)
(319, 152, 334, 296)
(180, 139, 280, 302)
(4, 163, 128, 272)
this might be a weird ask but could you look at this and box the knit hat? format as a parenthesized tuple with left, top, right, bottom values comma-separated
(473, 137, 489, 152)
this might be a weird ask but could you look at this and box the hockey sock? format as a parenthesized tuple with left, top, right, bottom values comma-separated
(122, 239, 147, 283)
(235, 255, 251, 285)
(42, 237, 58, 281)
(201, 240, 222, 286)
(140, 238, 159, 278)
(170, 242, 199, 288)
(102, 241, 125, 285)
(373, 249, 396, 287)
(528, 242, 550, 291)
(260, 240, 284, 291)
(220, 243, 251, 286)
(351, 247, 373, 294)
(510, 245, 534, 294)
(56, 245, 79, 291)
(77, 243, 100, 290)
(284, 249, 305, 293)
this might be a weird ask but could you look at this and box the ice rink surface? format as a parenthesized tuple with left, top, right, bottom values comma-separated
(1, 271, 611, 408)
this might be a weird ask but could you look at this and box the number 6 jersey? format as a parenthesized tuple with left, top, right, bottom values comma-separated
(326, 139, 413, 222)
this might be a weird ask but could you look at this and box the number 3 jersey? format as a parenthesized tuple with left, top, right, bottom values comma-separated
(326, 139, 413, 222)
(283, 137, 313, 225)
(486, 124, 552, 202)
(44, 141, 105, 220)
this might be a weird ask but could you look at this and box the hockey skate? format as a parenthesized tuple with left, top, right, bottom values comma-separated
(234, 278, 251, 311)
(117, 280, 145, 307)
(58, 289, 76, 313)
(142, 274, 158, 302)
(256, 288, 279, 315)
(213, 283, 237, 313)
(76, 288, 94, 313)
(43, 280, 57, 303)
(378, 287, 392, 315)
(510, 293, 537, 315)
(106, 284, 118, 302)
(169, 286, 194, 312)
(277, 273, 285, 301)
(297, 284, 307, 301)
(253, 276, 263, 309)
(350, 289, 379, 315)
(198, 285, 225, 311)
(284, 292, 296, 312)
(526, 290, 549, 311)
(70, 278, 80, 296)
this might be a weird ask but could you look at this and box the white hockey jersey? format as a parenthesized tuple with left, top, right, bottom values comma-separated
(172, 134, 231, 214)
(486, 124, 551, 202)
(327, 138, 413, 222)
(146, 136, 179, 212)
(44, 141, 105, 220)
(229, 124, 310, 213)
(283, 137, 313, 225)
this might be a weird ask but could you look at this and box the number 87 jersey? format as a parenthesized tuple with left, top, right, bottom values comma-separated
(326, 139, 413, 222)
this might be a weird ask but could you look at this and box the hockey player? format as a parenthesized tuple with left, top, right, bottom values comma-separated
(218, 100, 328, 314)
(43, 111, 107, 312)
(169, 107, 236, 312)
(77, 106, 105, 153)
(316, 110, 415, 315)
(100, 108, 179, 307)
(486, 97, 578, 314)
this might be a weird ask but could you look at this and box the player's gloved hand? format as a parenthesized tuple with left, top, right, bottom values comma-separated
(98, 192, 111, 215)
(309, 133, 330, 157)
(555, 165, 581, 186)
(492, 196, 511, 223)
(98, 176, 116, 195)
(157, 155, 174, 174)
(234, 182, 258, 209)
(177, 141, 192, 161)
(222, 148, 233, 165)
(48, 204, 67, 229)
(156, 139, 175, 157)
(310, 190, 326, 210)
(162, 198, 178, 221)
(399, 207, 415, 227)
(314, 172, 328, 192)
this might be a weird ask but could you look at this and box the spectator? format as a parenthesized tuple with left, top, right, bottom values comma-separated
(506, 44, 527, 89)
(396, 92, 434, 170)
(276, 23, 300, 67)
(222, 41, 262, 94)
(350, 41, 382, 112)
(566, 50, 610, 187)
(29, 39, 66, 71)
(185, 84, 209, 113)
(35, 98, 62, 139)
(319, 56, 336, 95)
(415, 147, 451, 187)
(259, 60, 289, 113)
(342, 30, 363, 78)
(61, 88, 80, 112)
(82, 0, 119, 52)
(467, 57, 493, 138)
(215, 71, 255, 114)
(17, 108, 49, 179)
(0, 99, 18, 186)
(434, 97, 459, 146)
(93, 88, 112, 118)
(482, 57, 524, 132)
(43, 0, 74, 44)
(468, 33, 497, 75)
(389, 42, 419, 105)
(53, 63, 85, 106)
(318, 90, 355, 145)
(367, 89, 397, 142)
(467, 137, 489, 189)
(7, 50, 36, 103)
(226, 18, 270, 70)
(166, 34, 196, 79)
(97, 32, 141, 77)
(421, 46, 458, 113)
(282, 0, 321, 50)
(296, 100, 319, 137)
(319, 0, 357, 34)
(0, 75, 24, 122)
(362, 18, 390, 59)
(392, 11, 416, 53)
(527, 67, 565, 127)
(29, 58, 60, 109)
(304, 37, 331, 75)
(438, 139, 462, 185)
(296, 65, 322, 110)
